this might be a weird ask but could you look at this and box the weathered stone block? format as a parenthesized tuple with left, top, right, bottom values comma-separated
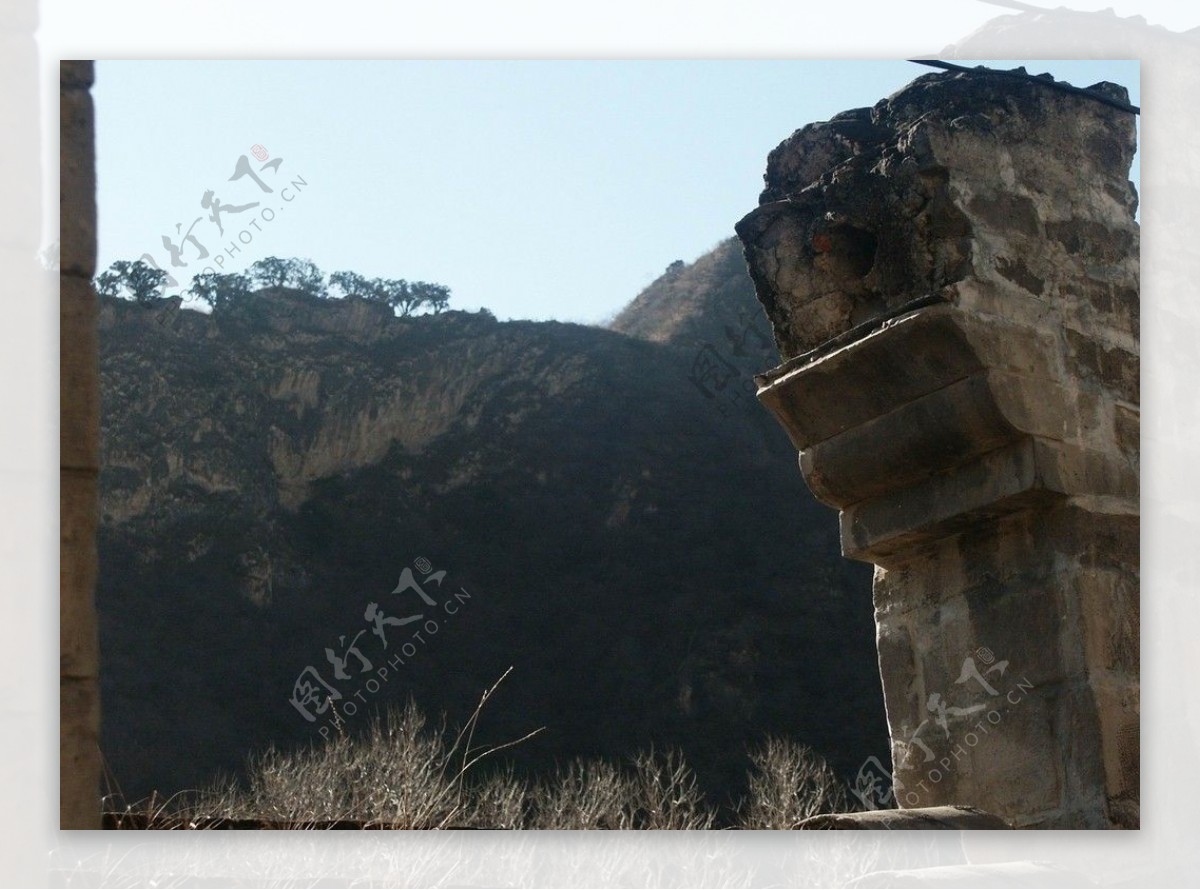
(61, 275, 99, 471)
(895, 683, 1064, 821)
(839, 438, 1052, 564)
(1075, 569, 1139, 678)
(874, 614, 920, 729)
(799, 369, 1106, 511)
(60, 467, 99, 678)
(60, 675, 101, 828)
(1072, 509, 1140, 576)
(1089, 676, 1139, 827)
(1035, 440, 1139, 502)
(756, 304, 1069, 452)
(60, 59, 94, 88)
(59, 87, 96, 279)
(801, 373, 1022, 507)
(1114, 403, 1140, 471)
(840, 438, 1137, 566)
(1064, 328, 1139, 405)
(956, 687, 1068, 825)
(757, 308, 982, 448)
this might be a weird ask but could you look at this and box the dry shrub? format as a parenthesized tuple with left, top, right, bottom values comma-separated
(106, 682, 855, 830)
(461, 767, 529, 829)
(214, 701, 462, 826)
(737, 736, 850, 829)
(629, 749, 714, 830)
(531, 759, 635, 829)
(530, 749, 714, 829)
(183, 669, 541, 828)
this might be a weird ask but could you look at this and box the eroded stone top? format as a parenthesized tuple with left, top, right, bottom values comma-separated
(736, 67, 1138, 360)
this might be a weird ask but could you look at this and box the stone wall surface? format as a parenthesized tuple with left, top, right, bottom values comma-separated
(737, 68, 1139, 829)
(60, 59, 102, 829)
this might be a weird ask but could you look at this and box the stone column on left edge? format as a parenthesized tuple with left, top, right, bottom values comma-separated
(60, 59, 101, 829)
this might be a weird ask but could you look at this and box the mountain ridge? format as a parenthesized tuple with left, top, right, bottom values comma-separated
(96, 244, 887, 813)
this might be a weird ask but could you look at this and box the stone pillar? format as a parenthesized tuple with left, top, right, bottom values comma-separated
(60, 60, 102, 828)
(736, 69, 1138, 829)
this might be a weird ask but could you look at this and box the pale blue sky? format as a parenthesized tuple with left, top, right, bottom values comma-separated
(93, 60, 1139, 323)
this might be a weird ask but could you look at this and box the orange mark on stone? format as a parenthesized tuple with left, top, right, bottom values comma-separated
(812, 233, 833, 253)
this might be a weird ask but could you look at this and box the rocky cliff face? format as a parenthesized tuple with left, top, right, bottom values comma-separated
(97, 254, 887, 812)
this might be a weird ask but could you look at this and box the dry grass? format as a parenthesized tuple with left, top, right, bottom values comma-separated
(105, 683, 857, 830)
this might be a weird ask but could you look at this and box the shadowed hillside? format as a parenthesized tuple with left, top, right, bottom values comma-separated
(97, 248, 887, 816)
(611, 238, 773, 352)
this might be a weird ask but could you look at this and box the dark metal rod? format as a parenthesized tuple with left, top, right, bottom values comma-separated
(907, 58, 1140, 115)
